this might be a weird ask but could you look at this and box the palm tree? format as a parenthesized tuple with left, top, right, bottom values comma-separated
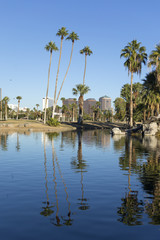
(52, 27, 68, 118)
(62, 104, 68, 122)
(72, 84, 90, 124)
(61, 97, 66, 105)
(80, 46, 93, 85)
(3, 96, 10, 120)
(16, 96, 22, 120)
(120, 40, 147, 127)
(44, 41, 58, 124)
(55, 32, 79, 111)
(25, 108, 30, 120)
(148, 43, 160, 83)
(36, 104, 39, 111)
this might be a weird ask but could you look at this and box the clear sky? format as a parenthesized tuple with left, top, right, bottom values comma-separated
(0, 0, 159, 109)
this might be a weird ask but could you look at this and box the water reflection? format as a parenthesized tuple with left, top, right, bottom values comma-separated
(117, 137, 144, 225)
(116, 135, 160, 226)
(2, 130, 160, 231)
(40, 134, 54, 217)
(0, 133, 8, 150)
(40, 132, 73, 227)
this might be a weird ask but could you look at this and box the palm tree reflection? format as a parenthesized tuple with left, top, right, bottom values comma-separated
(40, 133, 54, 217)
(117, 137, 144, 225)
(50, 135, 73, 226)
(0, 133, 8, 151)
(71, 130, 89, 211)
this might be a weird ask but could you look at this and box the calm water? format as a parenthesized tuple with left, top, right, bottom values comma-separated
(1, 130, 160, 240)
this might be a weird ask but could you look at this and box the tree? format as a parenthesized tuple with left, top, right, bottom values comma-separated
(25, 108, 30, 120)
(44, 41, 58, 124)
(114, 97, 126, 121)
(36, 104, 39, 111)
(52, 27, 68, 118)
(142, 72, 160, 118)
(54, 32, 79, 113)
(16, 96, 22, 120)
(80, 46, 93, 85)
(3, 96, 10, 120)
(148, 43, 160, 84)
(120, 40, 147, 127)
(72, 84, 90, 124)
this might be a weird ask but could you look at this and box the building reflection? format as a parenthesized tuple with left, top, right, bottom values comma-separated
(61, 129, 111, 149)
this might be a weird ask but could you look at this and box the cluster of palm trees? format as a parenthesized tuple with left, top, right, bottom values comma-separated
(44, 27, 93, 125)
(0, 96, 22, 120)
(120, 41, 160, 126)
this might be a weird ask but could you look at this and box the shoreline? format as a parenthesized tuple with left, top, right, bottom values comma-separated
(0, 120, 127, 133)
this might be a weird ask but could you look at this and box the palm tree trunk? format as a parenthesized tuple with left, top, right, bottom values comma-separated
(83, 54, 87, 85)
(5, 102, 7, 121)
(55, 42, 74, 108)
(52, 38, 63, 118)
(17, 101, 20, 120)
(130, 72, 133, 127)
(144, 110, 146, 121)
(44, 51, 52, 124)
(78, 96, 83, 124)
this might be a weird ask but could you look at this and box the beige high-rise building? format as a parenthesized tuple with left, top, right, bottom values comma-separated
(83, 98, 97, 115)
(99, 96, 111, 111)
(63, 98, 77, 107)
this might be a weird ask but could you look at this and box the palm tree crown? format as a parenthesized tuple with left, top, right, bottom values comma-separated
(3, 96, 10, 103)
(45, 41, 58, 53)
(148, 43, 160, 82)
(16, 96, 22, 102)
(66, 32, 79, 42)
(56, 27, 69, 40)
(72, 84, 90, 96)
(80, 46, 93, 56)
(120, 40, 147, 75)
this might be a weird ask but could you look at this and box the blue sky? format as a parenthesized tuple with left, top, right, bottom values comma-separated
(0, 0, 159, 109)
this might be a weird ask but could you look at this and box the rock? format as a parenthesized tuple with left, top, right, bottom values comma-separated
(24, 123, 30, 127)
(18, 124, 24, 127)
(112, 127, 126, 135)
(143, 122, 158, 136)
(8, 124, 16, 128)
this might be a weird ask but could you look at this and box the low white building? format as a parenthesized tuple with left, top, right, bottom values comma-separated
(42, 97, 54, 110)
(8, 104, 18, 111)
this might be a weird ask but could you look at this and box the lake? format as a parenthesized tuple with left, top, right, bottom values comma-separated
(0, 130, 160, 240)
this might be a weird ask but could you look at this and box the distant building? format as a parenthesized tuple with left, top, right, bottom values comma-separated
(99, 96, 111, 111)
(42, 97, 54, 110)
(63, 98, 77, 108)
(8, 104, 28, 112)
(83, 98, 97, 115)
(8, 104, 18, 111)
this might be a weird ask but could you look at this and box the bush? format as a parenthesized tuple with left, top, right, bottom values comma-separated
(46, 118, 60, 127)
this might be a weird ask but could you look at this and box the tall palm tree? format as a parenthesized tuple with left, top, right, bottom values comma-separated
(120, 40, 147, 127)
(52, 27, 68, 118)
(148, 43, 160, 83)
(36, 104, 39, 111)
(72, 84, 90, 124)
(80, 46, 93, 85)
(44, 41, 58, 124)
(16, 96, 22, 120)
(3, 96, 10, 121)
(55, 32, 79, 110)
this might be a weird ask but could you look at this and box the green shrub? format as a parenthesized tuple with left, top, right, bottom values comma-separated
(46, 118, 60, 127)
